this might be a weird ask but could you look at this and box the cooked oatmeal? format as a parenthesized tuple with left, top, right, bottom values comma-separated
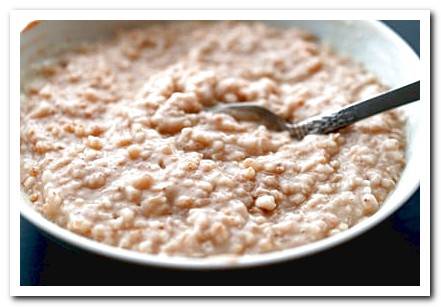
(20, 21, 406, 257)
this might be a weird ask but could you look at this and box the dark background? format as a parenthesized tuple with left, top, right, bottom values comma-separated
(20, 20, 421, 286)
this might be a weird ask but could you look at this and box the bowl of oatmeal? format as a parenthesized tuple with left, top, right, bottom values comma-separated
(20, 20, 420, 268)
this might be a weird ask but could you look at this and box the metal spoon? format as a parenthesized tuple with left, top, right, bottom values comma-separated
(210, 81, 420, 140)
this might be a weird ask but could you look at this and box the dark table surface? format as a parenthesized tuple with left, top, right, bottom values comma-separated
(20, 20, 421, 286)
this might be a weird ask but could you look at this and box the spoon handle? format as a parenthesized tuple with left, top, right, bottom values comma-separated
(288, 81, 420, 139)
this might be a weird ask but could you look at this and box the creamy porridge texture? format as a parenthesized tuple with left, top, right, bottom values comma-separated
(20, 22, 406, 257)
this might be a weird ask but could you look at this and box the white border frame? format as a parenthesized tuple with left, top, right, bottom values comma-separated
(10, 9, 431, 296)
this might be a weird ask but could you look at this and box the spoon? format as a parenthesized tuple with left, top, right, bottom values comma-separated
(210, 81, 420, 140)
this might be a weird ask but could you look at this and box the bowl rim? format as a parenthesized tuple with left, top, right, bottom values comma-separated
(19, 19, 420, 269)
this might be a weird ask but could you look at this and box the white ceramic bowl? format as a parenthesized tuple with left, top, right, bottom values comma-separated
(20, 20, 421, 269)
